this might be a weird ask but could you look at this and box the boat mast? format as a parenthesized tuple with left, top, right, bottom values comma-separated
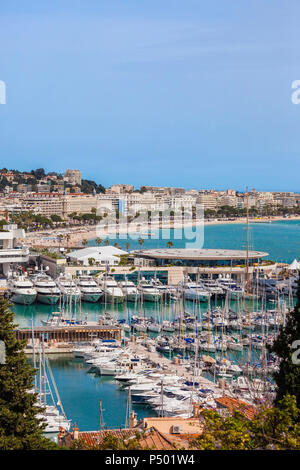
(246, 186, 249, 294)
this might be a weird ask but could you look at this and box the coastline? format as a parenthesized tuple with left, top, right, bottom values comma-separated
(25, 215, 300, 248)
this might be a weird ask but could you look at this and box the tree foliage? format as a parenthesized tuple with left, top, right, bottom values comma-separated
(191, 395, 300, 450)
(268, 276, 300, 409)
(0, 299, 58, 449)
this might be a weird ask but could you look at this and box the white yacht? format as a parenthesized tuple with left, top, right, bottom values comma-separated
(98, 356, 143, 376)
(202, 279, 224, 296)
(180, 280, 210, 301)
(138, 279, 162, 302)
(7, 272, 37, 305)
(56, 275, 81, 303)
(150, 278, 171, 298)
(217, 275, 243, 298)
(119, 279, 139, 302)
(98, 276, 125, 303)
(76, 275, 102, 302)
(31, 271, 60, 305)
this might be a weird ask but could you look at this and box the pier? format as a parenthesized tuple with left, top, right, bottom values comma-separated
(15, 324, 122, 344)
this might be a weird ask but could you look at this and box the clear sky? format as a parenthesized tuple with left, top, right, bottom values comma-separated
(0, 1, 300, 191)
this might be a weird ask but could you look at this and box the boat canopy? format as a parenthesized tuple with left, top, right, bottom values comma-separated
(287, 259, 300, 270)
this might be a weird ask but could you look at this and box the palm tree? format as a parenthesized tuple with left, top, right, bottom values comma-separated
(82, 238, 88, 247)
(104, 239, 110, 246)
(125, 242, 130, 252)
(57, 233, 64, 250)
(65, 233, 71, 249)
(138, 238, 144, 248)
(96, 237, 102, 246)
(166, 241, 174, 249)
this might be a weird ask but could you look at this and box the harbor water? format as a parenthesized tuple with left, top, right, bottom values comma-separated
(13, 220, 299, 430)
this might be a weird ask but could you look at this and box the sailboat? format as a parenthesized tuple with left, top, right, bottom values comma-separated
(35, 339, 71, 433)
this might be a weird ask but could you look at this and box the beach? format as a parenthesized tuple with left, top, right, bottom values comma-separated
(24, 215, 300, 248)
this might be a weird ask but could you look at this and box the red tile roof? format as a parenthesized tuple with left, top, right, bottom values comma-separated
(59, 428, 175, 450)
(215, 396, 257, 420)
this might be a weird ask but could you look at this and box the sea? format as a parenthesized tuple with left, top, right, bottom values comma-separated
(13, 220, 300, 431)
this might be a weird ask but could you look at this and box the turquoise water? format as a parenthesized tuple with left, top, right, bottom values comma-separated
(15, 220, 300, 430)
(90, 219, 300, 263)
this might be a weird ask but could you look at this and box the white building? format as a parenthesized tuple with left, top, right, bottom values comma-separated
(67, 246, 128, 267)
(0, 224, 29, 276)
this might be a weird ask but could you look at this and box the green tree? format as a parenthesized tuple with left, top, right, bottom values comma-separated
(82, 239, 88, 247)
(95, 237, 102, 246)
(104, 239, 110, 246)
(50, 214, 63, 223)
(125, 242, 130, 252)
(57, 233, 64, 250)
(268, 276, 300, 409)
(191, 395, 300, 450)
(138, 238, 144, 248)
(65, 233, 71, 249)
(0, 299, 58, 449)
(166, 241, 174, 249)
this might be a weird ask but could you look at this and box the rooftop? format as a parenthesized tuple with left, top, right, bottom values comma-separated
(215, 396, 257, 420)
(58, 428, 176, 450)
(133, 248, 268, 260)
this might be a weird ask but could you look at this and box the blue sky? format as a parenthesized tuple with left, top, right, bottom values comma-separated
(0, 1, 300, 191)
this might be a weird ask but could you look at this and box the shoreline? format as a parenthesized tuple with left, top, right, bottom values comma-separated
(25, 215, 300, 248)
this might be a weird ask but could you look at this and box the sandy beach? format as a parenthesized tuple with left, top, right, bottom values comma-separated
(24, 215, 300, 248)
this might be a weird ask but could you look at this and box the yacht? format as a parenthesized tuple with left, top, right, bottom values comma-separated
(217, 275, 243, 298)
(150, 278, 171, 298)
(56, 275, 81, 303)
(202, 279, 224, 296)
(98, 276, 125, 303)
(138, 279, 162, 302)
(180, 280, 210, 302)
(76, 275, 102, 302)
(119, 279, 139, 302)
(7, 272, 37, 305)
(31, 272, 60, 305)
(97, 356, 143, 376)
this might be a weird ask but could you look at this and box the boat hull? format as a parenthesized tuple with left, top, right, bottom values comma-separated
(37, 294, 60, 305)
(11, 293, 37, 305)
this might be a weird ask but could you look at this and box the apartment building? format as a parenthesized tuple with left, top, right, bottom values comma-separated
(22, 193, 97, 218)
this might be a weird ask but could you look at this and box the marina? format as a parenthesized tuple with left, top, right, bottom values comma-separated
(3, 219, 300, 431)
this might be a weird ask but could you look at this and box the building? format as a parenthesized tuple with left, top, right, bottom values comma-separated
(109, 184, 134, 194)
(215, 396, 257, 420)
(132, 248, 268, 268)
(58, 426, 176, 450)
(67, 246, 128, 266)
(196, 193, 218, 211)
(22, 193, 97, 218)
(64, 169, 82, 186)
(22, 193, 64, 217)
(62, 193, 97, 217)
(0, 224, 29, 276)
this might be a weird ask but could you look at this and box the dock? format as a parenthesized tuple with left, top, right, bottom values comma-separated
(15, 324, 122, 343)
(129, 339, 224, 394)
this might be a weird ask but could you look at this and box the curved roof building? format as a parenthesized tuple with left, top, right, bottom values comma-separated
(132, 248, 268, 267)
